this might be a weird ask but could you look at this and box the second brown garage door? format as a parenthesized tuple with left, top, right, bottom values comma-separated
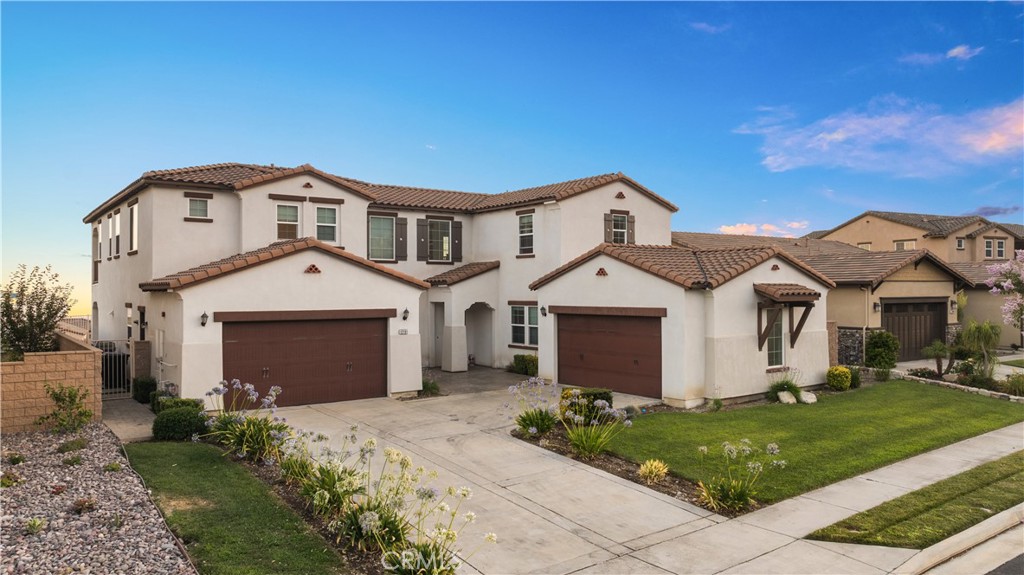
(557, 314, 662, 398)
(222, 318, 387, 407)
(882, 301, 946, 362)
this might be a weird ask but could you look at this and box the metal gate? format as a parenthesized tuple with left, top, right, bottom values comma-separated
(92, 339, 133, 399)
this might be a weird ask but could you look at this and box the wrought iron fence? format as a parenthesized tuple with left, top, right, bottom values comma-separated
(92, 338, 132, 399)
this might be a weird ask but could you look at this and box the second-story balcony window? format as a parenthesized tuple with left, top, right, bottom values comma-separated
(277, 204, 299, 240)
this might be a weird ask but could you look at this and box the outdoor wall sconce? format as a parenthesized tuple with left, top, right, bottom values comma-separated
(402, 308, 410, 321)
(950, 300, 957, 314)
(873, 302, 881, 313)
(200, 312, 209, 327)
(540, 306, 548, 317)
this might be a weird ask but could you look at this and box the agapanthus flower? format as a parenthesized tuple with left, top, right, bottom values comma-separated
(484, 532, 498, 543)
(358, 510, 381, 534)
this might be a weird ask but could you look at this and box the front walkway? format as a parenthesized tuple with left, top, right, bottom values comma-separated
(276, 374, 1024, 574)
(103, 398, 155, 442)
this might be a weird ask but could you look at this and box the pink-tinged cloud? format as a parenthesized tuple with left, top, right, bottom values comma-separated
(785, 220, 809, 229)
(735, 96, 1024, 177)
(947, 44, 983, 61)
(719, 223, 758, 235)
(717, 223, 797, 238)
(690, 22, 731, 34)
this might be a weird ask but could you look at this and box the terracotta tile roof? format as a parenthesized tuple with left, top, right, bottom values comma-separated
(232, 164, 377, 199)
(950, 261, 1005, 285)
(822, 210, 986, 238)
(965, 222, 1024, 240)
(997, 222, 1024, 239)
(529, 244, 834, 291)
(140, 238, 429, 292)
(799, 249, 974, 288)
(341, 177, 489, 211)
(802, 230, 829, 239)
(425, 261, 500, 286)
(671, 231, 866, 257)
(753, 283, 821, 303)
(143, 163, 284, 187)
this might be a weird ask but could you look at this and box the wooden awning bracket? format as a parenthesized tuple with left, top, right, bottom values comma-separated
(757, 303, 784, 350)
(789, 303, 815, 348)
(758, 301, 814, 349)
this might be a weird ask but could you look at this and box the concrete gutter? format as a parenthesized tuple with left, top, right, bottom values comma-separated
(891, 503, 1024, 575)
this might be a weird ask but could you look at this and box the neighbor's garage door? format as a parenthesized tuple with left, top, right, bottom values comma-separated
(223, 318, 387, 407)
(882, 301, 946, 362)
(557, 314, 662, 398)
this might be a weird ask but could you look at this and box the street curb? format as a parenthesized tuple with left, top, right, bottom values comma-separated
(890, 503, 1024, 575)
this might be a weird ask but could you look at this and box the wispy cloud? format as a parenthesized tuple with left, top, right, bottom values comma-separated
(690, 21, 731, 34)
(946, 44, 984, 61)
(963, 205, 1021, 217)
(717, 222, 803, 238)
(785, 220, 809, 230)
(425, 144, 437, 151)
(898, 52, 944, 66)
(735, 96, 1024, 177)
(898, 44, 984, 66)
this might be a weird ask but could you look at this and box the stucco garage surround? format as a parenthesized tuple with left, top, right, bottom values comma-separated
(145, 246, 426, 406)
(531, 250, 832, 406)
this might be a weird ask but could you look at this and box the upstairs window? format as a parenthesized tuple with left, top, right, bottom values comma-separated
(766, 312, 784, 367)
(107, 214, 113, 258)
(427, 219, 451, 262)
(604, 210, 634, 244)
(893, 239, 916, 251)
(985, 239, 993, 258)
(128, 203, 138, 253)
(612, 214, 628, 244)
(519, 214, 534, 255)
(114, 211, 121, 256)
(189, 198, 209, 218)
(955, 238, 965, 250)
(511, 305, 539, 347)
(277, 204, 299, 240)
(996, 239, 1006, 259)
(316, 207, 337, 243)
(857, 242, 872, 251)
(369, 215, 396, 260)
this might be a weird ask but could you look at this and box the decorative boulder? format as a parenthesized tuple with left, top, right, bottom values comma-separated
(799, 391, 817, 404)
(777, 391, 798, 404)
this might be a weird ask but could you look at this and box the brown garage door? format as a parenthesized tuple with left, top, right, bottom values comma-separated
(557, 314, 661, 398)
(882, 301, 946, 362)
(222, 318, 387, 407)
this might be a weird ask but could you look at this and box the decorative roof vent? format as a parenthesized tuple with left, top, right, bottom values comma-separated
(596, 267, 608, 277)
(771, 264, 780, 271)
(302, 182, 313, 188)
(615, 191, 626, 199)
(305, 264, 321, 274)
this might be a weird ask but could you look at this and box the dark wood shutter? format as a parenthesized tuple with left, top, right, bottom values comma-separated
(416, 219, 428, 261)
(603, 213, 614, 243)
(453, 221, 463, 262)
(627, 215, 636, 244)
(396, 218, 408, 261)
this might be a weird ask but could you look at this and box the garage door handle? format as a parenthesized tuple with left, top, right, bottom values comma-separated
(634, 359, 639, 367)
(579, 353, 584, 361)
(262, 367, 270, 378)
(346, 362, 353, 372)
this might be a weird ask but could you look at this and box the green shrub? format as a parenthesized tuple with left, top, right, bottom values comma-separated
(515, 408, 557, 436)
(559, 387, 614, 421)
(873, 368, 892, 382)
(638, 459, 669, 485)
(998, 374, 1024, 397)
(35, 382, 93, 433)
(957, 373, 996, 390)
(337, 500, 407, 552)
(906, 367, 941, 380)
(710, 398, 724, 412)
(62, 455, 82, 466)
(152, 406, 208, 441)
(207, 413, 291, 462)
(849, 367, 862, 389)
(418, 378, 441, 397)
(56, 437, 89, 453)
(103, 462, 122, 472)
(149, 390, 172, 412)
(1, 470, 23, 487)
(7, 453, 26, 465)
(300, 459, 364, 523)
(826, 366, 852, 391)
(696, 440, 786, 511)
(765, 379, 800, 402)
(865, 331, 900, 369)
(132, 376, 158, 403)
(510, 354, 539, 376)
(560, 390, 630, 459)
(23, 517, 47, 535)
(153, 396, 204, 415)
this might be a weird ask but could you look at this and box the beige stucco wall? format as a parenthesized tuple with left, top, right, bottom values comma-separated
(825, 260, 958, 329)
(821, 214, 1010, 263)
(962, 288, 1023, 348)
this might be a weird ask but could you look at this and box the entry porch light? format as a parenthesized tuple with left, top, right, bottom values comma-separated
(200, 311, 209, 327)
(873, 302, 881, 313)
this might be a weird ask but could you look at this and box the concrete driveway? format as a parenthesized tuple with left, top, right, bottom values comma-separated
(275, 370, 1024, 574)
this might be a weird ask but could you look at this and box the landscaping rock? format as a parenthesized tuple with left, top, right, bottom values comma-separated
(799, 391, 817, 404)
(778, 391, 798, 404)
(0, 424, 196, 575)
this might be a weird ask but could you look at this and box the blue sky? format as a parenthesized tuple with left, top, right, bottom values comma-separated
(2, 1, 1022, 313)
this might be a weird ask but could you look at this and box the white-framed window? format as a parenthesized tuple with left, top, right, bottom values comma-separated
(955, 238, 965, 250)
(276, 204, 299, 240)
(188, 198, 209, 218)
(316, 207, 337, 243)
(766, 312, 784, 367)
(128, 203, 138, 252)
(368, 215, 396, 260)
(857, 242, 872, 251)
(985, 239, 993, 258)
(428, 219, 451, 262)
(107, 215, 113, 258)
(511, 305, 539, 346)
(996, 239, 1006, 258)
(611, 214, 628, 244)
(894, 239, 916, 251)
(114, 211, 121, 256)
(519, 214, 534, 255)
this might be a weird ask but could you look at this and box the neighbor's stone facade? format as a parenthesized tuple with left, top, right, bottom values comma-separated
(946, 323, 962, 346)
(1, 332, 102, 434)
(837, 327, 864, 366)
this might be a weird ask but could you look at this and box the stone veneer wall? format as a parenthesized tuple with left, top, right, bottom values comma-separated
(837, 327, 865, 366)
(946, 323, 962, 346)
(1, 332, 102, 434)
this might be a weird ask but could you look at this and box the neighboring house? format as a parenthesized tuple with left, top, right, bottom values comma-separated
(672, 232, 975, 362)
(949, 262, 1023, 348)
(529, 244, 834, 406)
(816, 210, 1024, 264)
(84, 163, 679, 405)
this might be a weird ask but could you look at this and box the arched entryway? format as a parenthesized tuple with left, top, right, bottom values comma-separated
(465, 302, 494, 368)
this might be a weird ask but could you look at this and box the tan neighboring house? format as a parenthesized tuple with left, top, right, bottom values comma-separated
(948, 262, 1023, 348)
(672, 233, 975, 363)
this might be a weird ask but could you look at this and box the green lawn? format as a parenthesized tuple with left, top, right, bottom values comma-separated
(609, 381, 1024, 504)
(1002, 358, 1024, 369)
(809, 451, 1024, 549)
(125, 442, 348, 575)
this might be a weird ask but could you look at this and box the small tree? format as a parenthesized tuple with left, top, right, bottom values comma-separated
(961, 320, 1001, 379)
(865, 330, 900, 369)
(1, 265, 75, 359)
(985, 250, 1024, 344)
(921, 340, 950, 375)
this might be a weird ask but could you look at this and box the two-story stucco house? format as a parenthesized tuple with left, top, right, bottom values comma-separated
(85, 162, 832, 408)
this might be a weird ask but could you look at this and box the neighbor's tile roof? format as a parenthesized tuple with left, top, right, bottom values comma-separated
(949, 261, 1004, 285)
(529, 244, 834, 291)
(425, 261, 500, 286)
(471, 172, 678, 212)
(143, 163, 284, 187)
(802, 230, 830, 239)
(753, 283, 822, 302)
(339, 178, 489, 211)
(671, 231, 866, 257)
(823, 211, 987, 238)
(140, 238, 429, 291)
(997, 222, 1024, 239)
(799, 249, 973, 288)
(965, 222, 1024, 240)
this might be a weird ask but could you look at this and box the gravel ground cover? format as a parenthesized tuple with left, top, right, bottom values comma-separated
(1, 424, 196, 575)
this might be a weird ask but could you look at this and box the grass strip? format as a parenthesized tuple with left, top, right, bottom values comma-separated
(809, 451, 1024, 549)
(608, 380, 1024, 503)
(125, 441, 348, 575)
(1002, 359, 1024, 369)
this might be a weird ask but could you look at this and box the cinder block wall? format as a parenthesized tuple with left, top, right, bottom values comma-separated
(1, 332, 103, 434)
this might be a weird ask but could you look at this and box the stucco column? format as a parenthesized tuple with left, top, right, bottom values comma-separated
(442, 325, 468, 372)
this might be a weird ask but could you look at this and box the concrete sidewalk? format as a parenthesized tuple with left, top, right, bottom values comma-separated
(276, 378, 1024, 575)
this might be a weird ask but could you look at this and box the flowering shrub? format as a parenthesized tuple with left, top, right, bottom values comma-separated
(638, 459, 669, 485)
(826, 366, 852, 391)
(560, 389, 632, 460)
(504, 377, 560, 436)
(985, 250, 1024, 330)
(204, 380, 291, 463)
(696, 439, 786, 511)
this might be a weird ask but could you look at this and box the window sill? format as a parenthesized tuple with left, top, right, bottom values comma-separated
(516, 254, 535, 259)
(765, 366, 790, 374)
(426, 261, 455, 266)
(184, 217, 213, 223)
(128, 250, 138, 256)
(508, 344, 538, 350)
(113, 255, 121, 259)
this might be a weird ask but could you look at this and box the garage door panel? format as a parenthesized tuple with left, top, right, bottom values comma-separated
(557, 314, 661, 398)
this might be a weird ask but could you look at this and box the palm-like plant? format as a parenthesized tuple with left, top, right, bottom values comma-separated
(961, 320, 1001, 378)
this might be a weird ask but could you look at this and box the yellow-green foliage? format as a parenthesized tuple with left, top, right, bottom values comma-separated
(826, 366, 852, 391)
(638, 459, 669, 485)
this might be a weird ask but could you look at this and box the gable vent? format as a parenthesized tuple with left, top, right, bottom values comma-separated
(596, 267, 608, 277)
(615, 191, 626, 199)
(304, 264, 321, 274)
